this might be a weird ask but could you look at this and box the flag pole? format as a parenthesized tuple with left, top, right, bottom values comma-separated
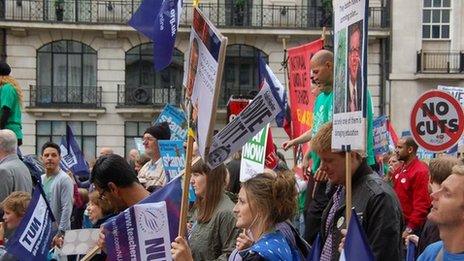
(345, 150, 352, 224)
(178, 132, 194, 237)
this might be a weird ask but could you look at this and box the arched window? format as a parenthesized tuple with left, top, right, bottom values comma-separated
(123, 44, 183, 106)
(36, 40, 98, 107)
(221, 44, 268, 105)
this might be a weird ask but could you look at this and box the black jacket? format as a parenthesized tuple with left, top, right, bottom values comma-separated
(320, 160, 404, 261)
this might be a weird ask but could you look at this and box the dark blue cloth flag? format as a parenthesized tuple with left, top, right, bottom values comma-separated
(129, 0, 183, 71)
(341, 209, 375, 261)
(259, 57, 288, 128)
(59, 124, 89, 176)
(6, 186, 55, 260)
(406, 240, 417, 261)
(104, 175, 183, 260)
(307, 233, 322, 261)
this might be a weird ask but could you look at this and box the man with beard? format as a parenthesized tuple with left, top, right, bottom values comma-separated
(393, 137, 431, 239)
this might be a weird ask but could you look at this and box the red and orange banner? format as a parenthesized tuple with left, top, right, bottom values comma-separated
(287, 39, 324, 162)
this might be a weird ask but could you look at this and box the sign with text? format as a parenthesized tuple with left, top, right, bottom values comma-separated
(287, 39, 324, 162)
(153, 104, 187, 141)
(207, 85, 282, 169)
(104, 176, 182, 261)
(183, 7, 227, 161)
(332, 0, 368, 152)
(373, 115, 391, 156)
(410, 90, 464, 152)
(6, 186, 55, 260)
(227, 97, 251, 123)
(240, 125, 269, 182)
(158, 140, 186, 182)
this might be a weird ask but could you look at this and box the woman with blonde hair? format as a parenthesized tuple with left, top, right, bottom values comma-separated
(171, 159, 240, 260)
(231, 171, 303, 260)
(0, 62, 23, 145)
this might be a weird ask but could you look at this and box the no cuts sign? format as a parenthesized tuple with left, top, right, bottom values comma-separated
(410, 90, 464, 152)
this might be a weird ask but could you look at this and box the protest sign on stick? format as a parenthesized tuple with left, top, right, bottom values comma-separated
(333, 0, 369, 224)
(240, 125, 269, 182)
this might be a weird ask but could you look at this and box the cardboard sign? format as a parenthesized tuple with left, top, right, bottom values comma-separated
(332, 0, 369, 152)
(410, 90, 464, 152)
(240, 125, 269, 182)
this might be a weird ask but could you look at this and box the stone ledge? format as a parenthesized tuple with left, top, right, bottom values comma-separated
(25, 107, 106, 117)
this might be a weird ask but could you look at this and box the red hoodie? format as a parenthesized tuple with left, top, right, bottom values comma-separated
(393, 157, 431, 231)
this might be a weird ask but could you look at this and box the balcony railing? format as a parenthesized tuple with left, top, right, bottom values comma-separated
(417, 50, 464, 73)
(29, 85, 102, 108)
(0, 0, 389, 29)
(116, 84, 181, 107)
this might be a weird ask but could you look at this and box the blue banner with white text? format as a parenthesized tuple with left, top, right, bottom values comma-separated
(104, 176, 182, 260)
(6, 186, 55, 260)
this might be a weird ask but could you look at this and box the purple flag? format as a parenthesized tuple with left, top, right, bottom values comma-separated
(59, 124, 89, 176)
(129, 0, 183, 71)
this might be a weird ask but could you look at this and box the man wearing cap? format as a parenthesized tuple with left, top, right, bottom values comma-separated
(0, 61, 23, 146)
(137, 121, 171, 192)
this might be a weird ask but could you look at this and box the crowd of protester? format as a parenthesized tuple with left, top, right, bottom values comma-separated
(0, 52, 462, 261)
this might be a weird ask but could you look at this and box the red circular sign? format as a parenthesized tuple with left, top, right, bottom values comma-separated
(410, 90, 464, 152)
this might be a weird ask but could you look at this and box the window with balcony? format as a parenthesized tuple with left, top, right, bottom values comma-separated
(422, 0, 450, 39)
(124, 121, 150, 157)
(221, 44, 268, 106)
(121, 44, 183, 107)
(36, 40, 99, 108)
(36, 120, 96, 162)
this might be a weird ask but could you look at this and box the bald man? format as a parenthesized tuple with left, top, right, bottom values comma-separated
(99, 147, 114, 157)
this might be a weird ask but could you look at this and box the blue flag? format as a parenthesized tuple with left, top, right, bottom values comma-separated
(406, 240, 417, 261)
(128, 0, 183, 71)
(306, 233, 322, 261)
(104, 175, 183, 260)
(59, 124, 89, 176)
(259, 57, 288, 128)
(6, 186, 55, 260)
(340, 209, 374, 261)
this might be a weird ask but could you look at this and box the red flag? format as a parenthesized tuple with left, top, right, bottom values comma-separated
(265, 127, 279, 169)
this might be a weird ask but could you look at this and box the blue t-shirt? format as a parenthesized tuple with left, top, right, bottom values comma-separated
(418, 241, 464, 261)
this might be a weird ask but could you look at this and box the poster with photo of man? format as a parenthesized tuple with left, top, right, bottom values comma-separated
(183, 7, 228, 160)
(332, 0, 368, 152)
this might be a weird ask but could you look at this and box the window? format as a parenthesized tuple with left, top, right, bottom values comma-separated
(36, 121, 97, 162)
(124, 121, 151, 158)
(221, 44, 268, 106)
(37, 40, 98, 107)
(422, 0, 451, 39)
(125, 44, 183, 106)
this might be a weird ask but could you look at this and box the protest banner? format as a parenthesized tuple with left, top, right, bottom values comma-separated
(373, 115, 392, 156)
(287, 39, 324, 166)
(103, 175, 182, 261)
(410, 90, 464, 152)
(333, 0, 369, 223)
(240, 125, 269, 182)
(6, 186, 55, 260)
(59, 124, 89, 176)
(158, 140, 186, 182)
(183, 7, 227, 160)
(227, 97, 251, 123)
(207, 74, 284, 169)
(129, 0, 182, 71)
(153, 104, 187, 141)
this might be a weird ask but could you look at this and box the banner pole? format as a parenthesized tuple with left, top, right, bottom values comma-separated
(178, 133, 194, 237)
(321, 26, 326, 45)
(81, 246, 100, 261)
(345, 151, 352, 225)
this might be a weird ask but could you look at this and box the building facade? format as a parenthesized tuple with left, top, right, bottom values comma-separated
(390, 0, 464, 134)
(0, 0, 390, 163)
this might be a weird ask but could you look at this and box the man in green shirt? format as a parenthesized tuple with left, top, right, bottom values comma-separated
(0, 62, 23, 145)
(282, 49, 376, 243)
